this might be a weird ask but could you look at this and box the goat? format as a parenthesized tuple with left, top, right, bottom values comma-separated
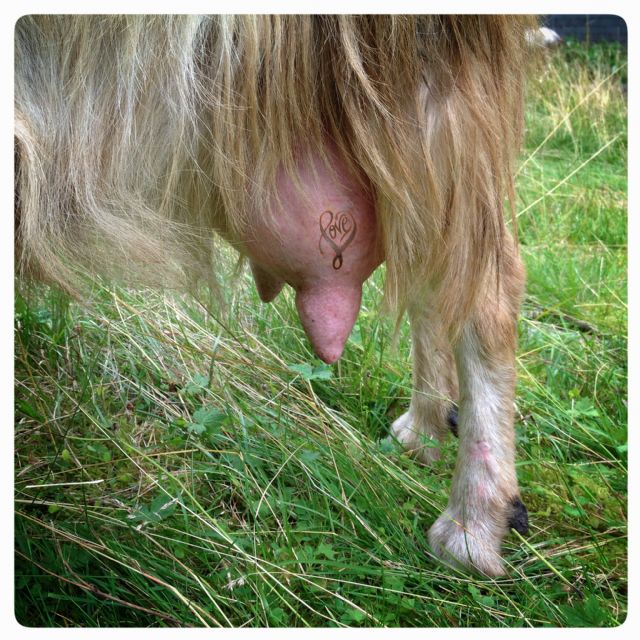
(14, 14, 536, 575)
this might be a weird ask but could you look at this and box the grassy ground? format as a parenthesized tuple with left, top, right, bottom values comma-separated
(14, 40, 627, 627)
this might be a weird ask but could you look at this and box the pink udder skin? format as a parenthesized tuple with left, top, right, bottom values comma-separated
(241, 143, 384, 363)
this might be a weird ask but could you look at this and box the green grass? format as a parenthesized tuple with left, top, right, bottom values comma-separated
(14, 41, 627, 627)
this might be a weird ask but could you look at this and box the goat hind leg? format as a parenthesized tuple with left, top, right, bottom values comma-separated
(428, 251, 527, 576)
(391, 303, 458, 464)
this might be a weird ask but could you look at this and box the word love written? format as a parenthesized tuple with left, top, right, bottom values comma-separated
(318, 209, 357, 270)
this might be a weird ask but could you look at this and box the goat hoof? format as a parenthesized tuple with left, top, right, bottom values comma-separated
(508, 497, 529, 535)
(428, 510, 506, 576)
(447, 405, 459, 437)
(390, 411, 441, 464)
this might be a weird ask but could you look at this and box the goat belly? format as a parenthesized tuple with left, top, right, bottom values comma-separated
(243, 144, 383, 363)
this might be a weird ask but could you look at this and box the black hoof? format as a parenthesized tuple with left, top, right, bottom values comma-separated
(508, 497, 529, 535)
(447, 405, 459, 437)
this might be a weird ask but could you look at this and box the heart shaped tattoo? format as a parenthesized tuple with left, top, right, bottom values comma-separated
(318, 209, 357, 270)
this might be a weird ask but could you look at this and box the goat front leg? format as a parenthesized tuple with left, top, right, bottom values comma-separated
(391, 304, 458, 464)
(428, 254, 528, 576)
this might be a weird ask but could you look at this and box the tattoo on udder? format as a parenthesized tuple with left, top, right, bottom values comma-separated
(318, 210, 357, 270)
